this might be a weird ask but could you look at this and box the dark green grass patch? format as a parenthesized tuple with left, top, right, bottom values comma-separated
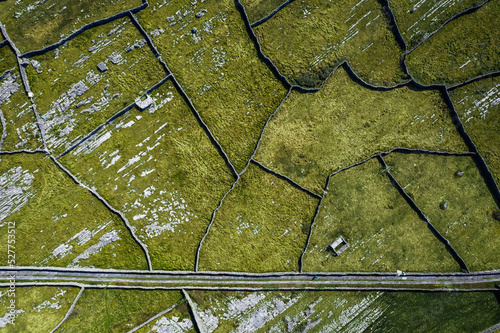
(60, 80, 234, 271)
(0, 153, 147, 269)
(390, 0, 481, 49)
(59, 289, 183, 332)
(198, 163, 318, 272)
(303, 158, 458, 273)
(253, 0, 407, 87)
(136, 0, 288, 172)
(406, 0, 500, 87)
(254, 66, 467, 194)
(385, 153, 500, 271)
(26, 16, 165, 156)
(0, 0, 142, 54)
(0, 45, 42, 151)
(450, 76, 500, 187)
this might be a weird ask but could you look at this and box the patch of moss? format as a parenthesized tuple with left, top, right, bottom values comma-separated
(240, 0, 286, 24)
(406, 0, 500, 87)
(26, 16, 165, 156)
(0, 0, 142, 54)
(0, 45, 42, 151)
(59, 289, 184, 332)
(253, 0, 407, 87)
(390, 0, 481, 49)
(0, 286, 80, 332)
(254, 66, 467, 194)
(136, 0, 288, 172)
(0, 153, 147, 269)
(385, 153, 500, 271)
(60, 80, 234, 271)
(303, 158, 458, 273)
(135, 301, 195, 333)
(198, 163, 318, 272)
(450, 76, 500, 187)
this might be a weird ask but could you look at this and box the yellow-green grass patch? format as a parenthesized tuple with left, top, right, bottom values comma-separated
(450, 75, 500, 187)
(406, 0, 500, 86)
(26, 16, 165, 156)
(253, 0, 407, 87)
(302, 158, 458, 273)
(198, 163, 318, 272)
(385, 153, 500, 271)
(60, 80, 234, 271)
(59, 289, 184, 332)
(0, 286, 80, 332)
(240, 0, 287, 24)
(0, 0, 142, 54)
(390, 0, 481, 49)
(254, 65, 467, 194)
(136, 0, 288, 172)
(0, 153, 147, 269)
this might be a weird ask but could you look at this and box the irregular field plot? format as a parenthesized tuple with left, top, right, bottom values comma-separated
(0, 45, 42, 151)
(0, 153, 147, 269)
(450, 76, 500, 187)
(385, 153, 500, 271)
(240, 0, 286, 24)
(390, 0, 481, 49)
(253, 0, 406, 87)
(188, 290, 500, 332)
(0, 286, 79, 332)
(60, 80, 234, 271)
(255, 66, 467, 194)
(26, 16, 165, 156)
(199, 164, 318, 272)
(59, 289, 184, 332)
(0, 0, 142, 54)
(406, 0, 500, 86)
(303, 158, 458, 273)
(135, 301, 195, 333)
(137, 0, 288, 172)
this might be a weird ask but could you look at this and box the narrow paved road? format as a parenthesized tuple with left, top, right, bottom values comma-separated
(0, 268, 499, 290)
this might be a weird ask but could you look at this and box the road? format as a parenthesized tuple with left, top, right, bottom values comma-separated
(0, 268, 499, 291)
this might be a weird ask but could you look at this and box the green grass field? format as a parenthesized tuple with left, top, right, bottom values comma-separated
(59, 289, 184, 332)
(188, 289, 500, 332)
(198, 163, 318, 272)
(302, 158, 459, 273)
(0, 286, 80, 332)
(385, 153, 500, 271)
(0, 0, 142, 54)
(240, 0, 286, 24)
(60, 79, 234, 271)
(0, 153, 147, 269)
(26, 16, 165, 156)
(406, 0, 500, 87)
(450, 75, 500, 187)
(136, 0, 288, 172)
(253, 0, 407, 87)
(390, 0, 481, 49)
(254, 65, 467, 194)
(0, 45, 42, 151)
